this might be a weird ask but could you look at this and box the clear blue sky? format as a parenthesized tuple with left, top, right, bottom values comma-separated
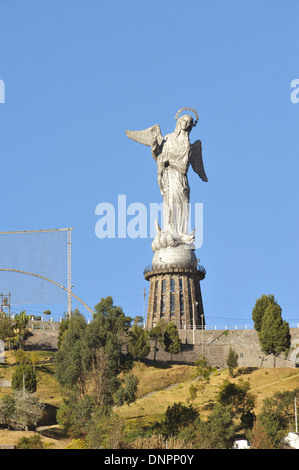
(0, 0, 298, 328)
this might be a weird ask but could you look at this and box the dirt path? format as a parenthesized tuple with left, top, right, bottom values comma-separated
(250, 372, 299, 392)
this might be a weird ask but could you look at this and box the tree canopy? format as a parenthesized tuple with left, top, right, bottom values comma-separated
(258, 303, 291, 365)
(252, 294, 276, 332)
(252, 295, 291, 366)
(163, 322, 182, 360)
(128, 318, 150, 363)
(55, 297, 136, 413)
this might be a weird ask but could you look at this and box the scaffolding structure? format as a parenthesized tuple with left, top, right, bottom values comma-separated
(0, 293, 10, 315)
(67, 228, 73, 318)
(0, 227, 74, 318)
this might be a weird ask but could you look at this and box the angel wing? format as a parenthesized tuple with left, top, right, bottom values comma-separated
(190, 140, 208, 182)
(125, 124, 163, 147)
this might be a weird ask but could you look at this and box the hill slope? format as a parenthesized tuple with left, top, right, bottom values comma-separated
(116, 363, 299, 435)
(1, 349, 299, 447)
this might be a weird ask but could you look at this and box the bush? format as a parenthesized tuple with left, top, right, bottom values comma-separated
(13, 391, 45, 430)
(16, 434, 44, 449)
(66, 439, 88, 449)
(12, 363, 37, 393)
(160, 402, 199, 437)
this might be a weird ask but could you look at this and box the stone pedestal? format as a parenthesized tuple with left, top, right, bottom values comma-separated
(144, 245, 206, 331)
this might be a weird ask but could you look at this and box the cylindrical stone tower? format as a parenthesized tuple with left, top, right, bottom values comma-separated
(144, 245, 206, 331)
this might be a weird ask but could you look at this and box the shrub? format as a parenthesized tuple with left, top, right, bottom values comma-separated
(16, 434, 44, 449)
(12, 363, 37, 393)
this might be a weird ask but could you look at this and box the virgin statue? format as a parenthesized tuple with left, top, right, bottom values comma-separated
(126, 107, 208, 252)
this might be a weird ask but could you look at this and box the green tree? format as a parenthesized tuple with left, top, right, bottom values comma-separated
(226, 347, 238, 377)
(55, 297, 134, 410)
(195, 404, 236, 449)
(252, 294, 276, 332)
(257, 398, 286, 448)
(163, 322, 182, 361)
(253, 391, 299, 448)
(87, 346, 113, 408)
(123, 373, 139, 404)
(55, 313, 89, 398)
(248, 418, 274, 449)
(0, 395, 16, 428)
(88, 298, 133, 399)
(1, 392, 45, 431)
(217, 379, 255, 428)
(161, 402, 199, 437)
(267, 388, 299, 431)
(258, 303, 291, 366)
(148, 321, 166, 361)
(11, 363, 37, 394)
(115, 373, 139, 406)
(93, 296, 133, 376)
(57, 317, 70, 349)
(194, 355, 216, 403)
(86, 412, 125, 449)
(43, 309, 51, 321)
(13, 390, 45, 431)
(128, 318, 150, 363)
(29, 352, 40, 373)
(57, 393, 96, 437)
(14, 311, 31, 349)
(57, 309, 82, 349)
(0, 312, 14, 348)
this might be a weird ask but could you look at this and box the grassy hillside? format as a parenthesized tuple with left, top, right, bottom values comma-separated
(116, 363, 299, 437)
(1, 350, 299, 447)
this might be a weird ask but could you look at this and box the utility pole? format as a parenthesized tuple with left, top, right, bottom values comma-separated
(201, 313, 204, 357)
(295, 397, 298, 433)
(67, 228, 73, 319)
(143, 288, 146, 327)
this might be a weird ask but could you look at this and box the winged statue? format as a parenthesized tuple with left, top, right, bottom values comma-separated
(125, 108, 208, 251)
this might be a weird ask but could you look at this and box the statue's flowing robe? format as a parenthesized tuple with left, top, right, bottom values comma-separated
(158, 132, 191, 241)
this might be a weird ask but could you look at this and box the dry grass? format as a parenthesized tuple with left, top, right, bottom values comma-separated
(132, 361, 196, 398)
(0, 428, 71, 449)
(117, 365, 299, 432)
(2, 350, 299, 447)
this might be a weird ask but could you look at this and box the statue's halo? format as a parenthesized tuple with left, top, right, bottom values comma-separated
(175, 107, 199, 127)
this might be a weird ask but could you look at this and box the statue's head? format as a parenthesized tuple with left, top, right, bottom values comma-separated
(175, 114, 194, 135)
(174, 107, 198, 135)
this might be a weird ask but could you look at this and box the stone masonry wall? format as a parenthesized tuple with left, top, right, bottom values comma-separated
(147, 328, 299, 369)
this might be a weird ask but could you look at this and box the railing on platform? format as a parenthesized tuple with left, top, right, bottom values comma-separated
(9, 316, 299, 331)
(177, 323, 299, 331)
(143, 264, 206, 276)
